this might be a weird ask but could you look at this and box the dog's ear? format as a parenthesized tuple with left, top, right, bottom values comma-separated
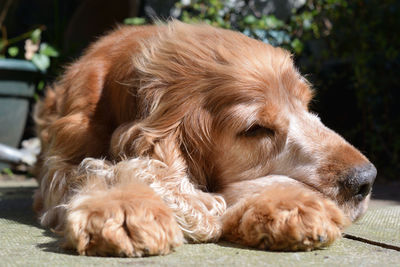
(110, 94, 191, 160)
(110, 105, 214, 187)
(179, 108, 215, 187)
(110, 122, 150, 158)
(110, 115, 180, 160)
(109, 114, 194, 191)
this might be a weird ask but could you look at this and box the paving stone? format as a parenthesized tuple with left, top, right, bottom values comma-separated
(345, 206, 400, 249)
(1, 184, 400, 266)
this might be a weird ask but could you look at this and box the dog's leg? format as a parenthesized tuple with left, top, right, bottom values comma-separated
(64, 170, 184, 256)
(58, 154, 225, 256)
(37, 135, 225, 257)
(111, 158, 226, 243)
(36, 158, 183, 257)
(220, 176, 349, 251)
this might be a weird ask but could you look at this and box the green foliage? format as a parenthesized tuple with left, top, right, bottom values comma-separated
(174, 0, 345, 54)
(1, 25, 59, 102)
(1, 168, 14, 176)
(39, 43, 59, 57)
(32, 53, 50, 72)
(30, 28, 42, 44)
(124, 17, 147, 25)
(30, 31, 59, 72)
(7, 46, 18, 57)
(31, 43, 58, 72)
(125, 0, 340, 53)
(0, 27, 59, 72)
(310, 0, 400, 179)
(37, 80, 45, 91)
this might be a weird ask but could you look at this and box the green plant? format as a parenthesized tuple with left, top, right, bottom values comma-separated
(173, 0, 346, 54)
(0, 0, 58, 72)
(0, 27, 59, 72)
(1, 167, 14, 177)
(308, 0, 400, 180)
(124, 17, 147, 25)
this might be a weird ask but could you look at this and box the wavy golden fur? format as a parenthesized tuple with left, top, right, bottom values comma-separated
(34, 21, 376, 256)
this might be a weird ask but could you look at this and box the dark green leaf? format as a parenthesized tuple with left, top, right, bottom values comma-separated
(37, 80, 45, 90)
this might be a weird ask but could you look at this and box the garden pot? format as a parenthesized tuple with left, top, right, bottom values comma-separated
(0, 58, 40, 170)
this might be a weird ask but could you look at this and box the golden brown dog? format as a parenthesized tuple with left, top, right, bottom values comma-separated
(34, 21, 376, 256)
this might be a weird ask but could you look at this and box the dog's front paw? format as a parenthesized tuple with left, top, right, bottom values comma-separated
(64, 184, 183, 257)
(221, 184, 349, 251)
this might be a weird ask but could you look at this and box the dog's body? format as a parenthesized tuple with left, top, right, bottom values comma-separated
(34, 21, 376, 256)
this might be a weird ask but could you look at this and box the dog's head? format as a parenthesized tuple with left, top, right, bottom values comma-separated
(114, 21, 376, 221)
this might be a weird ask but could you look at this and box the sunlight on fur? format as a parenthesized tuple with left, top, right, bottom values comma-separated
(34, 20, 376, 257)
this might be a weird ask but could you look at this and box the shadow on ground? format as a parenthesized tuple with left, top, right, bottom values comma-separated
(0, 186, 78, 256)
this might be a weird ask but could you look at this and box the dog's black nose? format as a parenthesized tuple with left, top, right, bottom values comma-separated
(345, 163, 377, 201)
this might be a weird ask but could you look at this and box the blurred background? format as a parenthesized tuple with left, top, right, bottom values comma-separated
(0, 0, 399, 183)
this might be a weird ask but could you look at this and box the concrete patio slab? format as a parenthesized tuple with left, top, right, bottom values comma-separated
(1, 180, 399, 267)
(345, 206, 400, 248)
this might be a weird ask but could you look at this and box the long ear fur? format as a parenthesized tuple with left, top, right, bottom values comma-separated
(109, 108, 213, 188)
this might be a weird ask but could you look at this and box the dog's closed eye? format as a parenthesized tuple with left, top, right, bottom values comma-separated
(240, 124, 275, 138)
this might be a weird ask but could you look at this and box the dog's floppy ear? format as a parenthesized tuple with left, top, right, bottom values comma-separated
(110, 122, 151, 158)
(179, 108, 216, 188)
(109, 92, 195, 160)
(110, 110, 181, 160)
(110, 104, 214, 188)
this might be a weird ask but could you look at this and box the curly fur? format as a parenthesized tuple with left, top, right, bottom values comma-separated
(34, 21, 374, 257)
